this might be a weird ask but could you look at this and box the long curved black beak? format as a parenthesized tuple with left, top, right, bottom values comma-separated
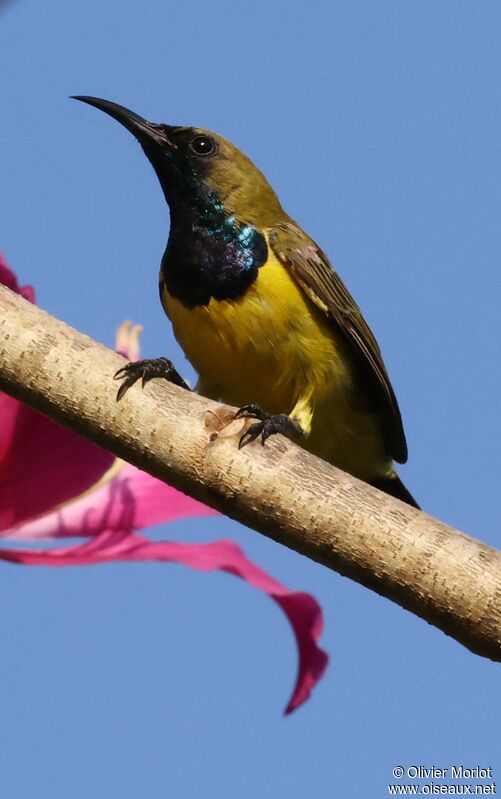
(71, 96, 165, 148)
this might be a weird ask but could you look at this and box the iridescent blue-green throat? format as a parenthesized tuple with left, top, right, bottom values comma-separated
(161, 189, 267, 308)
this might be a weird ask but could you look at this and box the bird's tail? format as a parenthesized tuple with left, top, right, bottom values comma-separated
(371, 473, 420, 509)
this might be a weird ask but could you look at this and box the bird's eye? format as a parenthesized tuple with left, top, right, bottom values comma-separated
(190, 135, 215, 156)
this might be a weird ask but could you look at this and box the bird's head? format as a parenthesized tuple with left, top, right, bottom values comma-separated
(73, 97, 284, 228)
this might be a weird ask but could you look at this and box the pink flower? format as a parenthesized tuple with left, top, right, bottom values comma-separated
(0, 255, 328, 714)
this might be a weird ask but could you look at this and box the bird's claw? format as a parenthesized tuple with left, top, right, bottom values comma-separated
(114, 357, 188, 401)
(236, 406, 303, 448)
(234, 404, 267, 422)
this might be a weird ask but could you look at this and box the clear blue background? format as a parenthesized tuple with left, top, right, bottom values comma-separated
(1, 1, 500, 796)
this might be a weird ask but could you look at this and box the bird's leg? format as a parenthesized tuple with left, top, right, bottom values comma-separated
(114, 357, 190, 401)
(235, 404, 303, 448)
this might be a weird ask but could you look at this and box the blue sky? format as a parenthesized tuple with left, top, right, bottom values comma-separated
(1, 1, 500, 797)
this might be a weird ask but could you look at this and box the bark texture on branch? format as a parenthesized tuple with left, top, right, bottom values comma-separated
(0, 284, 500, 661)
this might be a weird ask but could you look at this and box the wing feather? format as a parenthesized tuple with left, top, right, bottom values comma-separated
(269, 221, 408, 463)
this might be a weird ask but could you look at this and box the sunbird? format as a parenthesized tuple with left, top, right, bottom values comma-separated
(74, 96, 418, 508)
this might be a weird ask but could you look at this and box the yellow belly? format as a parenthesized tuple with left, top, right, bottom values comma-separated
(161, 251, 390, 480)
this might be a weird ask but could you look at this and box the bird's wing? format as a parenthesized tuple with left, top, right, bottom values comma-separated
(269, 221, 407, 463)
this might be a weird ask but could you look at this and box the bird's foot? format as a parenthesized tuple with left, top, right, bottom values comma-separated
(114, 357, 189, 401)
(235, 404, 303, 448)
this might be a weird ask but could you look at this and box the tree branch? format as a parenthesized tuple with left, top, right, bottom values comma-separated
(0, 284, 500, 660)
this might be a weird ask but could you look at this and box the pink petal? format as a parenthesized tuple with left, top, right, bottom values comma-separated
(0, 394, 21, 465)
(0, 533, 328, 713)
(114, 321, 143, 361)
(0, 258, 116, 530)
(0, 257, 36, 461)
(0, 253, 35, 303)
(0, 254, 329, 713)
(0, 403, 116, 531)
(5, 461, 216, 541)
